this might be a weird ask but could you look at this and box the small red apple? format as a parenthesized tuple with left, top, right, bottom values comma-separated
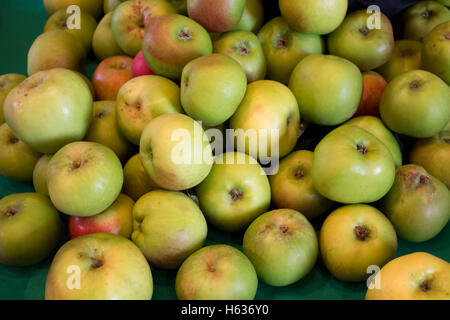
(92, 56, 133, 101)
(353, 71, 387, 118)
(132, 50, 154, 78)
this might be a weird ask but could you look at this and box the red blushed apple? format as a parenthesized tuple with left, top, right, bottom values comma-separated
(353, 71, 388, 118)
(132, 50, 154, 78)
(92, 56, 133, 101)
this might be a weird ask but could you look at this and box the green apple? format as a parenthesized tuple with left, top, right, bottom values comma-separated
(132, 190, 207, 269)
(0, 193, 61, 267)
(47, 141, 124, 217)
(279, 0, 347, 35)
(289, 54, 363, 126)
(123, 154, 159, 201)
(422, 21, 450, 84)
(111, 0, 177, 56)
(196, 152, 271, 232)
(214, 30, 266, 83)
(84, 101, 132, 163)
(92, 12, 126, 60)
(312, 125, 396, 204)
(320, 204, 397, 282)
(230, 80, 300, 159)
(45, 233, 153, 300)
(0, 74, 26, 124)
(257, 17, 324, 84)
(231, 0, 264, 33)
(33, 155, 52, 196)
(176, 244, 258, 300)
(142, 14, 213, 80)
(74, 72, 95, 100)
(380, 164, 450, 242)
(104, 0, 125, 13)
(377, 40, 422, 82)
(403, 0, 450, 41)
(243, 209, 318, 286)
(4, 68, 92, 154)
(180, 53, 247, 126)
(269, 150, 332, 220)
(44, 0, 103, 19)
(380, 70, 450, 138)
(116, 75, 182, 145)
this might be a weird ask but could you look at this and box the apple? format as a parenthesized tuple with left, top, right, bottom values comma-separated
(123, 154, 159, 201)
(279, 0, 347, 35)
(422, 21, 450, 85)
(403, 0, 450, 42)
(92, 12, 126, 60)
(437, 0, 450, 7)
(142, 14, 213, 80)
(380, 164, 450, 242)
(214, 30, 266, 83)
(47, 141, 124, 217)
(243, 209, 318, 286)
(379, 70, 450, 138)
(92, 55, 133, 101)
(111, 0, 176, 56)
(116, 75, 182, 145)
(45, 233, 153, 300)
(0, 74, 26, 124)
(410, 130, 450, 188)
(328, 10, 394, 71)
(69, 194, 134, 239)
(231, 0, 264, 33)
(74, 72, 95, 100)
(269, 150, 332, 220)
(176, 244, 258, 300)
(33, 155, 52, 196)
(312, 125, 396, 204)
(257, 17, 324, 84)
(103, 0, 125, 13)
(27, 30, 85, 75)
(44, 0, 103, 19)
(131, 190, 207, 269)
(0, 193, 61, 267)
(320, 204, 397, 282)
(230, 80, 300, 159)
(377, 40, 422, 82)
(289, 54, 363, 126)
(196, 152, 271, 232)
(132, 50, 154, 78)
(181, 53, 246, 126)
(139, 113, 213, 190)
(187, 0, 246, 33)
(353, 71, 387, 119)
(4, 68, 93, 154)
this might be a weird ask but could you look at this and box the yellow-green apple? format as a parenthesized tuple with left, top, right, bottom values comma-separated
(47, 141, 124, 217)
(328, 10, 394, 71)
(380, 70, 450, 138)
(104, 0, 125, 13)
(0, 193, 61, 267)
(92, 55, 133, 101)
(139, 113, 213, 190)
(289, 54, 363, 126)
(258, 17, 324, 84)
(45, 233, 153, 300)
(168, 0, 188, 14)
(231, 0, 263, 33)
(422, 21, 450, 84)
(377, 40, 422, 82)
(27, 30, 85, 75)
(344, 116, 402, 167)
(123, 154, 159, 201)
(214, 30, 266, 83)
(75, 72, 95, 99)
(176, 244, 258, 300)
(132, 190, 207, 269)
(279, 0, 347, 35)
(312, 125, 396, 204)
(380, 164, 450, 242)
(320, 204, 397, 282)
(69, 193, 134, 239)
(0, 74, 26, 124)
(353, 71, 387, 118)
(116, 75, 182, 145)
(243, 209, 318, 286)
(269, 150, 332, 220)
(132, 50, 154, 77)
(142, 14, 213, 80)
(196, 152, 270, 232)
(44, 0, 103, 19)
(187, 0, 246, 33)
(4, 68, 92, 154)
(92, 12, 126, 60)
(366, 252, 450, 300)
(403, 0, 450, 42)
(33, 155, 52, 196)
(180, 53, 246, 126)
(111, 0, 176, 56)
(410, 130, 450, 188)
(0, 123, 41, 182)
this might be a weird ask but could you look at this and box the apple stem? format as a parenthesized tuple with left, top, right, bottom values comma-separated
(354, 226, 369, 241)
(445, 33, 450, 40)
(420, 280, 432, 292)
(91, 258, 103, 269)
(419, 175, 430, 185)
(420, 10, 432, 19)
(276, 37, 287, 49)
(229, 189, 243, 201)
(359, 27, 369, 36)
(9, 135, 19, 144)
(178, 28, 192, 41)
(357, 144, 368, 155)
(295, 169, 305, 179)
(410, 81, 422, 90)
(5, 208, 18, 217)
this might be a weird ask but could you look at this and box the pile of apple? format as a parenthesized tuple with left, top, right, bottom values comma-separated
(0, 0, 449, 300)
